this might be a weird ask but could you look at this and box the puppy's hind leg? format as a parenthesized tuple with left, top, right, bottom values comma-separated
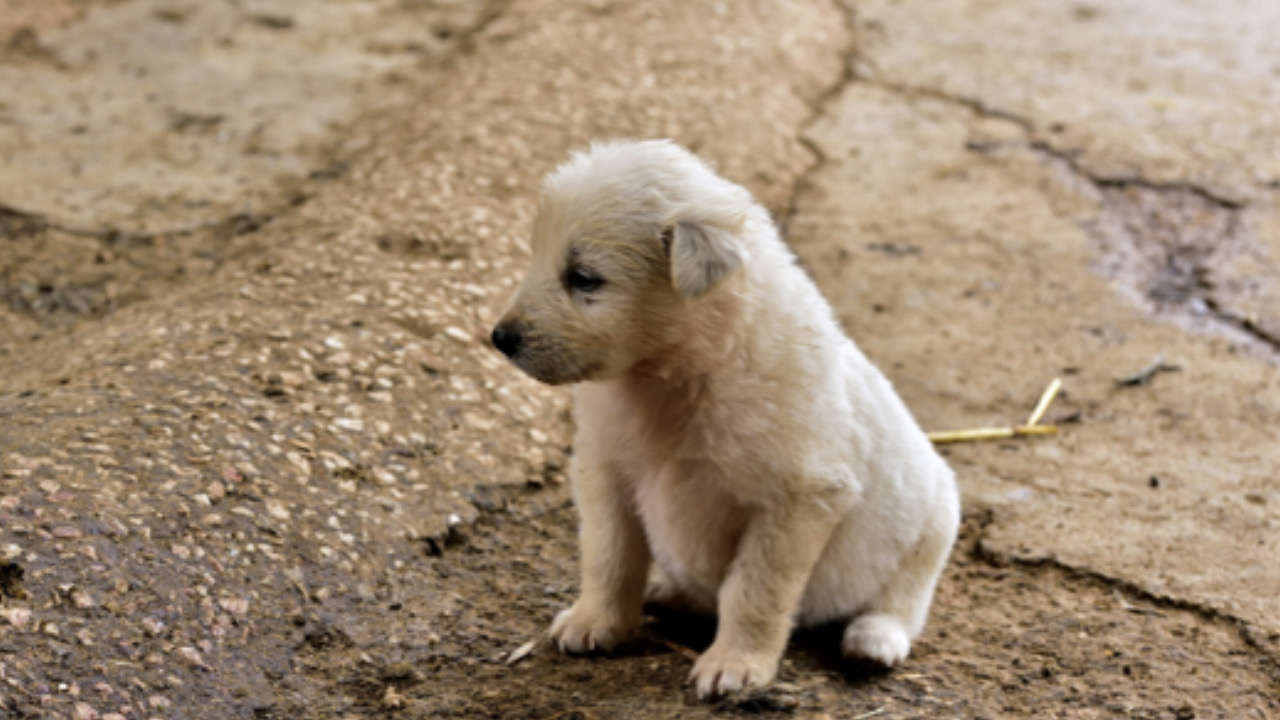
(843, 473, 959, 667)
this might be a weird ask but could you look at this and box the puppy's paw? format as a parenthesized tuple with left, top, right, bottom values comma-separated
(842, 614, 911, 667)
(548, 602, 640, 654)
(689, 643, 779, 699)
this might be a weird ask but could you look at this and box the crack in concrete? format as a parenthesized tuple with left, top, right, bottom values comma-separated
(1027, 140, 1245, 210)
(968, 509, 1280, 685)
(853, 74, 1036, 133)
(778, 0, 859, 241)
(830, 72, 1279, 357)
(845, 72, 1248, 209)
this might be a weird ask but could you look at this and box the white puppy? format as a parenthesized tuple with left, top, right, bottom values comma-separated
(492, 140, 959, 699)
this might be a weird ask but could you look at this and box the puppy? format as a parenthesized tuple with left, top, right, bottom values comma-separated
(492, 140, 959, 698)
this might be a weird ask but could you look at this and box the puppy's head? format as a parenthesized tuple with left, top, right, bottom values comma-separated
(492, 140, 752, 385)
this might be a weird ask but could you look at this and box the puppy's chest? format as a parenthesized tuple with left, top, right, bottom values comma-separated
(629, 458, 747, 588)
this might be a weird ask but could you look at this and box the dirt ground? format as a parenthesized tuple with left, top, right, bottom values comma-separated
(1, 1, 1277, 719)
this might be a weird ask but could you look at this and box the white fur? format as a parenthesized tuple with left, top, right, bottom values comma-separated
(494, 140, 960, 699)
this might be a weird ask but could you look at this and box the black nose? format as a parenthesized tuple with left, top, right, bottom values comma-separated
(491, 324, 522, 358)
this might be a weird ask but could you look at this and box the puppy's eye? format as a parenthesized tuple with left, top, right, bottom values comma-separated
(566, 267, 605, 293)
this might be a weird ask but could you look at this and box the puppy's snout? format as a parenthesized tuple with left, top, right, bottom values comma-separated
(491, 323, 523, 358)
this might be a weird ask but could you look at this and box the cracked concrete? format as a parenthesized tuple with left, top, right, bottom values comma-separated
(789, 0, 1280, 666)
(849, 0, 1280, 203)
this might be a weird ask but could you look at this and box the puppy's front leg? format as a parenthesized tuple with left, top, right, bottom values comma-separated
(550, 450, 650, 653)
(692, 490, 850, 698)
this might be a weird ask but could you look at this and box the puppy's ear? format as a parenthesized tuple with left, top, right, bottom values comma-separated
(668, 221, 745, 300)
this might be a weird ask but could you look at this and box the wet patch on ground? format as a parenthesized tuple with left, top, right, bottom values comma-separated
(1085, 184, 1280, 360)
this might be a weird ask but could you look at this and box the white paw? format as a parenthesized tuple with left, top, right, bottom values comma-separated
(689, 643, 779, 699)
(548, 602, 640, 654)
(842, 614, 911, 667)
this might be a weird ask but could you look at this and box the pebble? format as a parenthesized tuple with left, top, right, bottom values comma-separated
(207, 481, 226, 501)
(178, 647, 209, 669)
(279, 370, 306, 388)
(71, 588, 96, 609)
(219, 597, 249, 616)
(444, 326, 472, 343)
(0, 607, 32, 628)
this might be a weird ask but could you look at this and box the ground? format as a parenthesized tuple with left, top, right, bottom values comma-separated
(1, 1, 1278, 719)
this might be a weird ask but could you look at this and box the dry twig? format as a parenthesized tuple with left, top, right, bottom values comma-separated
(927, 378, 1063, 445)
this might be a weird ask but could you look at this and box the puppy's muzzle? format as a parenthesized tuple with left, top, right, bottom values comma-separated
(490, 323, 523, 358)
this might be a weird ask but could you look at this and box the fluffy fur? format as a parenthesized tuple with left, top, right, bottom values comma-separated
(492, 140, 960, 699)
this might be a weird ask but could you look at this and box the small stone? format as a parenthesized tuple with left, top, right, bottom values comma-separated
(53, 526, 82, 539)
(0, 607, 32, 628)
(0, 496, 19, 510)
(178, 646, 208, 669)
(324, 337, 345, 350)
(202, 513, 224, 527)
(219, 597, 249, 616)
(207, 481, 226, 501)
(382, 686, 406, 709)
(285, 452, 311, 475)
(278, 370, 305, 388)
(71, 588, 96, 609)
(73, 702, 100, 720)
(266, 501, 291, 521)
(141, 617, 166, 637)
(443, 326, 471, 343)
(334, 418, 364, 432)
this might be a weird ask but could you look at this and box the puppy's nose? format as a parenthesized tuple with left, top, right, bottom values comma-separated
(491, 324, 523, 358)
